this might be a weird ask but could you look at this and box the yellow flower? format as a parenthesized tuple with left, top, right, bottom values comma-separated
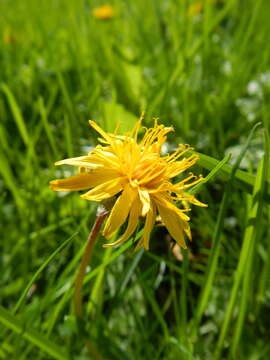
(50, 117, 206, 250)
(3, 28, 17, 45)
(92, 4, 115, 20)
(188, 1, 203, 17)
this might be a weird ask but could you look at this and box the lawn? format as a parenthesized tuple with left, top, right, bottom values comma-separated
(0, 0, 270, 359)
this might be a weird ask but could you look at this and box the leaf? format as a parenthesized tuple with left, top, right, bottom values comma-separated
(101, 101, 138, 133)
(0, 306, 69, 360)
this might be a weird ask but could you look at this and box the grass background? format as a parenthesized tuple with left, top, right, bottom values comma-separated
(0, 0, 270, 359)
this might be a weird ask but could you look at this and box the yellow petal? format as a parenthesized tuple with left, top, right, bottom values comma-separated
(92, 148, 121, 169)
(184, 193, 208, 207)
(81, 177, 126, 201)
(166, 155, 199, 179)
(103, 184, 137, 239)
(103, 196, 141, 247)
(155, 201, 187, 249)
(49, 173, 97, 191)
(139, 189, 151, 216)
(55, 155, 102, 168)
(165, 161, 192, 178)
(89, 120, 119, 149)
(184, 223, 192, 240)
(141, 201, 156, 250)
(50, 168, 120, 191)
(153, 194, 190, 221)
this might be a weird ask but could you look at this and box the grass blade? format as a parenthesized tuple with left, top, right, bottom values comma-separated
(230, 123, 269, 356)
(189, 154, 231, 195)
(38, 96, 59, 158)
(192, 122, 261, 333)
(0, 149, 23, 210)
(1, 83, 30, 148)
(13, 232, 77, 314)
(215, 155, 266, 358)
(193, 148, 270, 202)
(0, 306, 69, 360)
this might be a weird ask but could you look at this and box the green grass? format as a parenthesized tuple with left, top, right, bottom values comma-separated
(1, 0, 270, 359)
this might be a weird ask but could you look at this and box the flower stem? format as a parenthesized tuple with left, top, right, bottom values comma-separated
(74, 211, 108, 319)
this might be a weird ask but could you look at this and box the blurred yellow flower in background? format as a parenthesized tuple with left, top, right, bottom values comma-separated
(188, 1, 204, 17)
(188, 0, 223, 17)
(50, 117, 206, 250)
(92, 4, 115, 20)
(3, 28, 17, 44)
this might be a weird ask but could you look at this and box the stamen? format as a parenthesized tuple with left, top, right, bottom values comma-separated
(166, 145, 192, 163)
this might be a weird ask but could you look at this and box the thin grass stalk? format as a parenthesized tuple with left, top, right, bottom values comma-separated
(0, 306, 68, 360)
(215, 157, 265, 358)
(231, 124, 269, 355)
(179, 248, 189, 337)
(255, 99, 270, 314)
(192, 123, 261, 336)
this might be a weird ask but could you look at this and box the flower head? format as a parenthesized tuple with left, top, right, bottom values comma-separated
(50, 116, 206, 250)
(92, 4, 115, 20)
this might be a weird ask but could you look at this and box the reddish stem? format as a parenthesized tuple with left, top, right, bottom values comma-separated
(74, 212, 108, 318)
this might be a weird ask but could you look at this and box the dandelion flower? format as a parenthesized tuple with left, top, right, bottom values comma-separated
(50, 116, 206, 250)
(92, 4, 115, 20)
(188, 1, 203, 17)
(3, 28, 17, 45)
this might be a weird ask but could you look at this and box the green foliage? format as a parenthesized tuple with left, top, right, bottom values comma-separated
(1, 0, 270, 358)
